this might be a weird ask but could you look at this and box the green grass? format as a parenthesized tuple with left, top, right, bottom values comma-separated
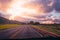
(32, 25, 60, 35)
(0, 24, 20, 30)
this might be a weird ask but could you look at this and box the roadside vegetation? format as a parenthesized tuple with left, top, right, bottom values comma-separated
(0, 16, 25, 30)
(0, 16, 60, 35)
(32, 24, 60, 35)
(28, 21, 60, 35)
(0, 24, 20, 30)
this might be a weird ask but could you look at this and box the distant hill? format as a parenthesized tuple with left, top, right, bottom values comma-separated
(0, 16, 9, 24)
(0, 16, 25, 24)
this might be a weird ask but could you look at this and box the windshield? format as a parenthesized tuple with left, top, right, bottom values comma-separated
(0, 0, 60, 39)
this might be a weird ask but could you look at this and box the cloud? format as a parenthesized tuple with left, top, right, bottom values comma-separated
(32, 0, 54, 13)
(54, 0, 60, 12)
(0, 0, 12, 12)
(54, 18, 60, 24)
(0, 0, 12, 3)
(0, 0, 60, 13)
(0, 0, 60, 24)
(31, 0, 60, 13)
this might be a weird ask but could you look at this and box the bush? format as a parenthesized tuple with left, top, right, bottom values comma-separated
(29, 21, 40, 25)
(34, 22, 40, 25)
(29, 21, 34, 24)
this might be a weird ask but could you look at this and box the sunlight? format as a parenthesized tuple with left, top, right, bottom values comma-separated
(9, 15, 15, 20)
(42, 21, 54, 24)
(6, 0, 37, 20)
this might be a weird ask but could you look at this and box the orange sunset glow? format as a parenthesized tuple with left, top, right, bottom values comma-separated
(6, 0, 39, 20)
(0, 0, 60, 24)
(0, 0, 60, 39)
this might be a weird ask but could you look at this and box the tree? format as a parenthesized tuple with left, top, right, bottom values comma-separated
(29, 21, 40, 25)
(34, 22, 40, 25)
(29, 21, 34, 24)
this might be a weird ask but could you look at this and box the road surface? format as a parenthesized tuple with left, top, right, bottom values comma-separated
(0, 25, 57, 39)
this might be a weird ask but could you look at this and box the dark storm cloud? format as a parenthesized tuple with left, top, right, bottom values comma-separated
(54, 0, 60, 12)
(33, 0, 54, 13)
(33, 0, 60, 13)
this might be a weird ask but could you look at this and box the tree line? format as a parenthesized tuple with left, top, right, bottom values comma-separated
(29, 21, 40, 25)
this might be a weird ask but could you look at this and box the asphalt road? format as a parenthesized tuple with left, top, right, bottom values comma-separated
(0, 25, 56, 39)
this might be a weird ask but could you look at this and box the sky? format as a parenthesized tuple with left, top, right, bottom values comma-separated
(0, 0, 60, 24)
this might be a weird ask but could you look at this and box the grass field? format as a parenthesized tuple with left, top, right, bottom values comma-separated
(0, 24, 20, 30)
(32, 24, 60, 35)
(0, 24, 60, 35)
